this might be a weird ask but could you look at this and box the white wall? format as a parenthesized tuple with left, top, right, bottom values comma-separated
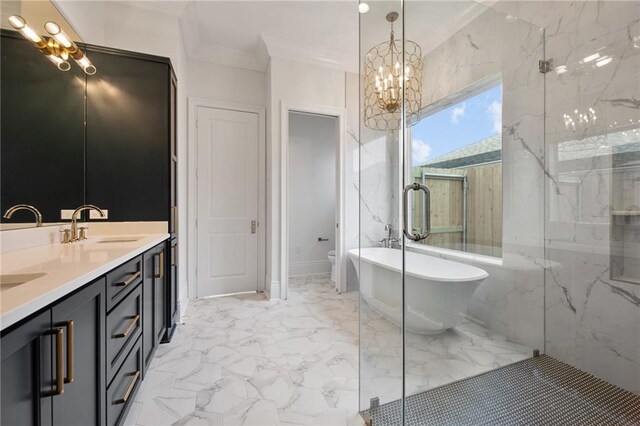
(266, 57, 349, 296)
(288, 112, 337, 277)
(185, 59, 266, 107)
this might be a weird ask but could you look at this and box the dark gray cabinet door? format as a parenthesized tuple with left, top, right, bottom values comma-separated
(0, 310, 53, 426)
(51, 279, 106, 426)
(155, 245, 167, 344)
(163, 238, 178, 343)
(142, 248, 156, 371)
(142, 243, 167, 373)
(85, 48, 170, 222)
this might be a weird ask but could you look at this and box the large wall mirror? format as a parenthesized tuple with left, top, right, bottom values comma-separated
(1, 1, 85, 230)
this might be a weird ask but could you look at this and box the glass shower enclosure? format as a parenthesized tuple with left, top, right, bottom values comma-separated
(356, 0, 639, 424)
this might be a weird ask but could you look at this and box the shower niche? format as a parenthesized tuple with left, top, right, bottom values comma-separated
(611, 151, 640, 285)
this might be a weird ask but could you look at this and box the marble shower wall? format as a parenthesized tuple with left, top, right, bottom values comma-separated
(356, 0, 638, 395)
(489, 0, 640, 393)
(408, 3, 546, 351)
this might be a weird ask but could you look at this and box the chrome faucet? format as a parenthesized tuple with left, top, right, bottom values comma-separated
(3, 204, 43, 227)
(70, 204, 105, 241)
(379, 224, 401, 249)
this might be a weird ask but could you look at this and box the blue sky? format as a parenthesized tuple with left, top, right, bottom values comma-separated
(412, 84, 502, 166)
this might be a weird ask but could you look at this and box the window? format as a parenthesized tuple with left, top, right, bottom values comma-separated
(409, 78, 503, 258)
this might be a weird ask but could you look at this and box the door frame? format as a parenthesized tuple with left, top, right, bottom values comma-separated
(188, 97, 267, 299)
(280, 101, 347, 299)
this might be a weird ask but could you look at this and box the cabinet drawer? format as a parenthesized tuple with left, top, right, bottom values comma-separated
(106, 284, 142, 384)
(106, 255, 142, 311)
(107, 338, 142, 426)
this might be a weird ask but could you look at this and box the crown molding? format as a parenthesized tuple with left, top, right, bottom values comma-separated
(179, 2, 355, 73)
(262, 34, 357, 73)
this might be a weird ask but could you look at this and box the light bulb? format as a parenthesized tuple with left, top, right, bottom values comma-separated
(358, 2, 370, 13)
(8, 16, 42, 43)
(8, 15, 25, 29)
(45, 21, 73, 48)
(47, 55, 71, 71)
(76, 56, 97, 75)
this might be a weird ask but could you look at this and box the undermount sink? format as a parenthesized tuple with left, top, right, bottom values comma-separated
(0, 272, 47, 290)
(94, 238, 141, 244)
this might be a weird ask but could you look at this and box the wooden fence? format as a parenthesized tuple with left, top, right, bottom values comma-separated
(412, 163, 502, 257)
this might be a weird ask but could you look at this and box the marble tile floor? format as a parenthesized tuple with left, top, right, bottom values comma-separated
(124, 274, 531, 425)
(124, 274, 365, 426)
(360, 301, 532, 407)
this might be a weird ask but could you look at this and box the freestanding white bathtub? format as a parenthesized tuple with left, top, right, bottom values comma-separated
(349, 247, 488, 335)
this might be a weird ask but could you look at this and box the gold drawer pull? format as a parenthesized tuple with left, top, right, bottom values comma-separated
(114, 370, 140, 405)
(116, 271, 140, 287)
(43, 327, 65, 396)
(65, 320, 74, 384)
(154, 252, 165, 279)
(112, 314, 140, 339)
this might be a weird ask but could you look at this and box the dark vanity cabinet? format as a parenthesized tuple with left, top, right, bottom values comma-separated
(1, 242, 168, 426)
(0, 310, 52, 426)
(142, 242, 167, 372)
(1, 35, 179, 425)
(1, 279, 106, 426)
(85, 46, 179, 343)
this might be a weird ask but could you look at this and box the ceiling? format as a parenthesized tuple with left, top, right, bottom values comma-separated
(113, 0, 490, 73)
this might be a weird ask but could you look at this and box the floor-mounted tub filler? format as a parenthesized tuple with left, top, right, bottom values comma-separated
(349, 247, 488, 334)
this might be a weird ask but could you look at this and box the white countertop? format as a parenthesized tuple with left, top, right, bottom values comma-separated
(0, 233, 169, 331)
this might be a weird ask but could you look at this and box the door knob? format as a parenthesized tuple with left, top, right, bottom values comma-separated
(251, 220, 257, 234)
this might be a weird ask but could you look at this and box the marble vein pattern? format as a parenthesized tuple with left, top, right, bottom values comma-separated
(359, 298, 531, 408)
(125, 274, 532, 424)
(125, 275, 364, 426)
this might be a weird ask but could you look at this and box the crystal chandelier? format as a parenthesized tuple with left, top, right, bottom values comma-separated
(364, 12, 423, 131)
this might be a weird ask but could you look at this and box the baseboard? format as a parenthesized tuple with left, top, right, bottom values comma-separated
(289, 260, 331, 277)
(269, 281, 281, 300)
(178, 297, 189, 322)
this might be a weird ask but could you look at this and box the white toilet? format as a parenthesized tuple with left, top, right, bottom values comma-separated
(328, 250, 336, 283)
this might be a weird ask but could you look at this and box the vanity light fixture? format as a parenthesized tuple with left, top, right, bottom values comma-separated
(8, 15, 71, 71)
(363, 11, 423, 131)
(7, 16, 96, 75)
(44, 21, 96, 75)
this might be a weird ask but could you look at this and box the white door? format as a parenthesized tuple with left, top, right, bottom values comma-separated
(197, 107, 259, 297)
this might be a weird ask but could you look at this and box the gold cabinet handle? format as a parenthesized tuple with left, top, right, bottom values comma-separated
(154, 252, 164, 279)
(64, 320, 74, 384)
(112, 314, 140, 339)
(116, 271, 141, 287)
(43, 327, 65, 396)
(114, 371, 140, 404)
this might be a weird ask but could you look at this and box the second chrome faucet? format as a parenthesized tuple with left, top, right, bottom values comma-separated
(62, 204, 106, 243)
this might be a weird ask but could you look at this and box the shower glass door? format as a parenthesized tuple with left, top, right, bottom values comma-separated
(358, 0, 407, 417)
(359, 1, 546, 424)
